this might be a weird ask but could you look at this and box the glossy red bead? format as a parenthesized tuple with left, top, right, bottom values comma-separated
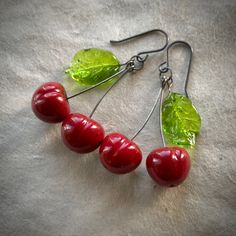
(61, 113, 105, 153)
(32, 82, 70, 123)
(99, 133, 142, 174)
(146, 147, 191, 187)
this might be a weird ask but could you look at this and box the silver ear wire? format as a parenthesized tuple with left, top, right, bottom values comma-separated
(160, 41, 193, 98)
(110, 29, 169, 62)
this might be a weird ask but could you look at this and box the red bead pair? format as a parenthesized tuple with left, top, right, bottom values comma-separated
(32, 82, 190, 186)
(62, 115, 142, 174)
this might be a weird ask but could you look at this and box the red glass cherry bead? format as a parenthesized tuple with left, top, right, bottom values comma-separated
(146, 147, 191, 187)
(32, 82, 70, 123)
(61, 113, 105, 153)
(99, 133, 142, 174)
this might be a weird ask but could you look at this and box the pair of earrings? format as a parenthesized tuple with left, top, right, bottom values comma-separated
(32, 29, 201, 187)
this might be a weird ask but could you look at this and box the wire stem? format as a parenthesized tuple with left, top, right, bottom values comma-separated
(159, 87, 166, 147)
(66, 67, 126, 100)
(131, 87, 162, 140)
(89, 69, 129, 118)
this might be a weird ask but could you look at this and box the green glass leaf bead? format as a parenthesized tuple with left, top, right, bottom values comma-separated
(162, 92, 201, 152)
(65, 48, 120, 86)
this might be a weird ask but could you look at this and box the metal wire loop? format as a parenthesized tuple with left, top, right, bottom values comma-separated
(160, 73, 173, 90)
(124, 55, 145, 72)
(158, 61, 173, 88)
(159, 61, 169, 73)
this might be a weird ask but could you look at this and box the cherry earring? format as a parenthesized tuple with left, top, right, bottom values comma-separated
(145, 41, 201, 187)
(31, 29, 169, 170)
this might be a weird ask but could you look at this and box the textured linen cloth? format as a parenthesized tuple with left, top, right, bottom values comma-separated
(0, 0, 235, 235)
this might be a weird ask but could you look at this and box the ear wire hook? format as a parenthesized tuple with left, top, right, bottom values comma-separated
(161, 40, 193, 98)
(110, 29, 169, 62)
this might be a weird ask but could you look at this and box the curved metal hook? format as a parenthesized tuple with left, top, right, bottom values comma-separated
(110, 29, 169, 61)
(164, 40, 193, 98)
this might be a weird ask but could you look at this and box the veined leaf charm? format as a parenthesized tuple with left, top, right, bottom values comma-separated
(162, 92, 201, 151)
(65, 48, 120, 86)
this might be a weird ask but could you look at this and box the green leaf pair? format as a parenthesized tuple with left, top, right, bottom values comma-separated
(65, 48, 201, 154)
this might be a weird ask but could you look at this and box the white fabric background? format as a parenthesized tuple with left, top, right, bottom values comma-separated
(0, 0, 235, 235)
